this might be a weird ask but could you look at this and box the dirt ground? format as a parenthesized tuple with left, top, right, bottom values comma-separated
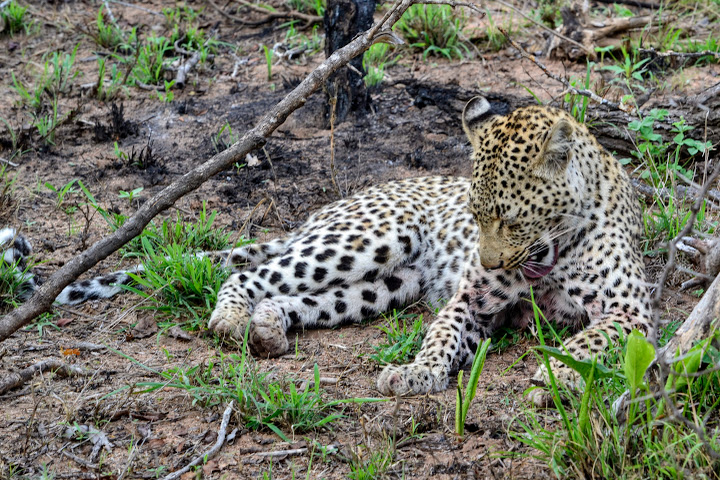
(0, 0, 714, 478)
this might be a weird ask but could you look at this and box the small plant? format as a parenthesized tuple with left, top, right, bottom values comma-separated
(507, 293, 720, 477)
(91, 6, 125, 50)
(284, 24, 323, 55)
(484, 10, 507, 51)
(118, 187, 143, 204)
(455, 338, 491, 436)
(44, 179, 80, 212)
(1, 1, 30, 35)
(162, 5, 201, 27)
(262, 45, 274, 81)
(369, 310, 425, 365)
(0, 251, 34, 311)
(157, 80, 175, 103)
(600, 45, 650, 95)
(120, 204, 235, 257)
(395, 4, 471, 59)
(23, 312, 59, 338)
(131, 35, 175, 86)
(348, 442, 394, 480)
(212, 121, 239, 154)
(123, 237, 231, 328)
(362, 43, 398, 88)
(96, 57, 126, 101)
(564, 62, 594, 123)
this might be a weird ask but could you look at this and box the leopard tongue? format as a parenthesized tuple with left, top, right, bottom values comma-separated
(522, 243, 559, 279)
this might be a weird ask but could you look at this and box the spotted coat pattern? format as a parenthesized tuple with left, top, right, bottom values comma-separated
(213, 97, 652, 398)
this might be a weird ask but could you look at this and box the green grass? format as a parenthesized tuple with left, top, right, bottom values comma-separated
(348, 441, 395, 480)
(505, 297, 720, 478)
(395, 4, 471, 60)
(113, 343, 382, 442)
(0, 254, 33, 312)
(619, 107, 716, 250)
(90, 6, 126, 50)
(112, 206, 242, 329)
(118, 204, 235, 258)
(369, 310, 425, 365)
(455, 338, 492, 436)
(286, 0, 325, 16)
(1, 1, 30, 35)
(362, 43, 398, 88)
(131, 34, 175, 86)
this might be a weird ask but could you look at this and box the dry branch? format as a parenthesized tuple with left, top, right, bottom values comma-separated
(161, 401, 234, 480)
(0, 359, 87, 395)
(0, 0, 434, 341)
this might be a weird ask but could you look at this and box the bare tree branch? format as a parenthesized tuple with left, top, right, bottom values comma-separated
(0, 0, 431, 342)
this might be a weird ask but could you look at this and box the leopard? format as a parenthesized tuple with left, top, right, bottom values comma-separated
(1, 97, 652, 402)
(207, 96, 653, 402)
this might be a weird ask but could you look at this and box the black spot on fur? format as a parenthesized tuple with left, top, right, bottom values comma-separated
(362, 290, 376, 303)
(383, 276, 402, 292)
(313, 267, 328, 282)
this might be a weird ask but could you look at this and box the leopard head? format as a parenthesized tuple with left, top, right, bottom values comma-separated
(462, 97, 586, 278)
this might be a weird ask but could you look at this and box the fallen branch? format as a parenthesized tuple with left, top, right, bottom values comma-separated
(161, 401, 234, 480)
(173, 36, 215, 89)
(0, 359, 88, 395)
(255, 447, 309, 458)
(631, 178, 720, 210)
(207, 0, 321, 29)
(0, 0, 417, 340)
(638, 47, 720, 60)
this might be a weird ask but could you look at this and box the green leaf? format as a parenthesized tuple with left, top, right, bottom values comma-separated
(624, 329, 655, 396)
(666, 339, 708, 392)
(534, 346, 621, 382)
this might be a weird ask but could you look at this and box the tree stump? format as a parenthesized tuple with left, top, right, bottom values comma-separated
(323, 0, 375, 126)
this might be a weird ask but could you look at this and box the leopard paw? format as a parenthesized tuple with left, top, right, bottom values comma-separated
(208, 304, 251, 341)
(377, 363, 448, 396)
(526, 362, 582, 407)
(248, 302, 289, 357)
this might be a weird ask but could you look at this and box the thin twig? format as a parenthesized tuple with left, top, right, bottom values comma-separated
(499, 27, 639, 115)
(102, 1, 116, 24)
(161, 401, 234, 480)
(255, 447, 309, 458)
(0, 157, 19, 167)
(328, 90, 342, 198)
(651, 141, 720, 331)
(61, 450, 99, 470)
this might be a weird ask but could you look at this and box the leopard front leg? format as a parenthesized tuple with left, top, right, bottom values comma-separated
(208, 272, 254, 341)
(527, 312, 651, 406)
(377, 257, 524, 396)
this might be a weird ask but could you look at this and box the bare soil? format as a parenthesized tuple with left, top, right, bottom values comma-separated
(0, 0, 713, 478)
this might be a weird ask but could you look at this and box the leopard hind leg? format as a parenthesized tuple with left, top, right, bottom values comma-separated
(244, 266, 423, 357)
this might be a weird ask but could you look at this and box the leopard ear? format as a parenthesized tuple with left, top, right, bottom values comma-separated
(462, 97, 493, 149)
(536, 118, 573, 178)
